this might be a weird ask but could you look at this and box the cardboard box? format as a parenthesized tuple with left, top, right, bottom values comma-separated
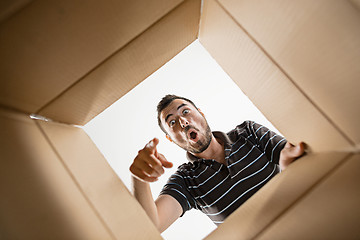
(0, 0, 359, 239)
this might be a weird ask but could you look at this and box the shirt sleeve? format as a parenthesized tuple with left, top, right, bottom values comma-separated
(159, 170, 197, 217)
(244, 121, 287, 165)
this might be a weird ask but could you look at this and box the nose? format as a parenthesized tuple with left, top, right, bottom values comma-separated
(179, 117, 189, 128)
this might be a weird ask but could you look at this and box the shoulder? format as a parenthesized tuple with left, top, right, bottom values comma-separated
(172, 162, 196, 176)
(173, 160, 208, 177)
(227, 120, 256, 140)
(177, 161, 203, 172)
(177, 162, 193, 171)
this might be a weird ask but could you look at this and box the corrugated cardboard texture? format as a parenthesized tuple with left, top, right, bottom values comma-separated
(0, 108, 113, 239)
(256, 154, 360, 240)
(37, 120, 162, 240)
(0, 0, 183, 114)
(199, 0, 355, 152)
(37, 0, 201, 125)
(203, 152, 351, 240)
(218, 0, 360, 149)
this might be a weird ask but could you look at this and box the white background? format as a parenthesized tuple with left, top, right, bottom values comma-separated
(84, 40, 280, 240)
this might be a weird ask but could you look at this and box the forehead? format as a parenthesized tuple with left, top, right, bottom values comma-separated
(160, 99, 195, 122)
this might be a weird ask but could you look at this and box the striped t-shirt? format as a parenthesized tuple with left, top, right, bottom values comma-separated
(159, 121, 287, 225)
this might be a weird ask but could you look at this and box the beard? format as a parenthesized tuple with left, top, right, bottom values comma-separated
(177, 123, 212, 154)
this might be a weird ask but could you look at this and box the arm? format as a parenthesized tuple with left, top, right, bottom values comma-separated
(130, 138, 182, 232)
(248, 121, 305, 170)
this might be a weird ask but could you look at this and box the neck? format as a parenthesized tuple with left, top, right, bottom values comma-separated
(193, 135, 225, 164)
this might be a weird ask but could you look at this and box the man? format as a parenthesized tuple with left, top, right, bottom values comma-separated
(130, 94, 305, 233)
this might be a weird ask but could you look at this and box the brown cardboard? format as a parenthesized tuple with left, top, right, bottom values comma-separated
(256, 153, 360, 240)
(37, 120, 162, 240)
(0, 0, 183, 114)
(203, 152, 350, 240)
(38, 0, 201, 125)
(0, 0, 359, 239)
(198, 0, 354, 152)
(0, 0, 32, 23)
(0, 107, 113, 239)
(218, 0, 360, 149)
(350, 0, 360, 10)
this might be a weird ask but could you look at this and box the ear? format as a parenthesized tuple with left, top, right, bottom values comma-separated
(198, 108, 205, 118)
(166, 135, 173, 142)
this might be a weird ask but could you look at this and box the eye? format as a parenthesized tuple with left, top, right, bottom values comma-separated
(183, 109, 190, 115)
(169, 120, 176, 127)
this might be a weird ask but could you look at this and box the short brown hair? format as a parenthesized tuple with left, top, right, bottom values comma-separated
(157, 94, 198, 134)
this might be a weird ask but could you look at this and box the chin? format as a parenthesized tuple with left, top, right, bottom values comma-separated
(193, 137, 212, 154)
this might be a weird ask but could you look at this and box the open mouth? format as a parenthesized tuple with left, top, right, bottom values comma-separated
(190, 131, 197, 139)
(187, 129, 199, 142)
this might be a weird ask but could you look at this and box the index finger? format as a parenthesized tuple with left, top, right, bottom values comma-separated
(145, 138, 159, 153)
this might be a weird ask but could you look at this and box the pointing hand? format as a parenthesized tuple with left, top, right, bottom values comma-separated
(130, 138, 173, 182)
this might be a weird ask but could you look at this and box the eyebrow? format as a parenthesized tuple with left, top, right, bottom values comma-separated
(177, 103, 187, 111)
(165, 103, 188, 123)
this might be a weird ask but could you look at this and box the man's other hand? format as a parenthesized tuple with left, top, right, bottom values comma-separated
(279, 142, 306, 171)
(130, 138, 173, 182)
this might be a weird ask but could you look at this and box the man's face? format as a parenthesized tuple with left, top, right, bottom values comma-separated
(160, 99, 212, 154)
